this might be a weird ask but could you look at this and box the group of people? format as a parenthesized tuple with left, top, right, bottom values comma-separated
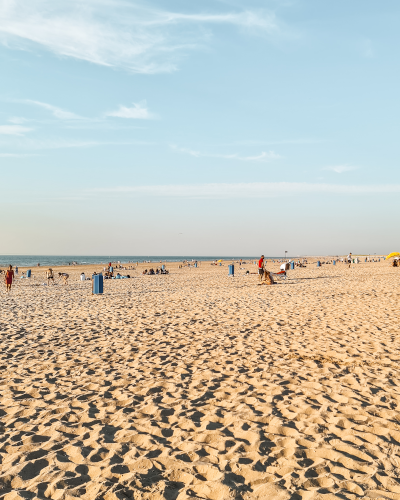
(142, 268, 169, 275)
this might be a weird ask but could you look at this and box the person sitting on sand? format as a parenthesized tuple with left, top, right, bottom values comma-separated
(5, 265, 14, 292)
(47, 268, 54, 284)
(142, 269, 148, 275)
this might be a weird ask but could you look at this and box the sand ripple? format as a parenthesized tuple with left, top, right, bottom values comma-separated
(0, 262, 399, 499)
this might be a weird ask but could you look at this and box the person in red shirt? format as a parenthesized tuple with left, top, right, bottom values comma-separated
(258, 255, 264, 282)
(5, 265, 14, 292)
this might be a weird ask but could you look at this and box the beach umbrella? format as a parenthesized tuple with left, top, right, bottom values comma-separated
(217, 259, 223, 262)
(385, 252, 400, 260)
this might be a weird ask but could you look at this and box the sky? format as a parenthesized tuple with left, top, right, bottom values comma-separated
(0, 0, 399, 256)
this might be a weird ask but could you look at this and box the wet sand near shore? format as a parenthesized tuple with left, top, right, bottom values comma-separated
(0, 260, 399, 499)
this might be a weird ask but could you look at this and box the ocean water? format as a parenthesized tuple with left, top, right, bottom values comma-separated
(0, 255, 269, 268)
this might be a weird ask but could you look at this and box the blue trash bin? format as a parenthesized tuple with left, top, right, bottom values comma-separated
(333, 260, 336, 265)
(110, 266, 113, 273)
(228, 264, 234, 276)
(27, 269, 31, 278)
(93, 274, 104, 294)
(195, 263, 197, 268)
(317, 261, 321, 267)
(290, 262, 294, 270)
(162, 265, 165, 270)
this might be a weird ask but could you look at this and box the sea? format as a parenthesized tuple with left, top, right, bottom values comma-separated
(0, 255, 269, 268)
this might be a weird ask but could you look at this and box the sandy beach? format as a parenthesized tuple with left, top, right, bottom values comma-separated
(0, 260, 399, 499)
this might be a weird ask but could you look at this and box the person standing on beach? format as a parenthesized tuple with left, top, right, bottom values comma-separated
(47, 268, 54, 285)
(258, 255, 264, 282)
(347, 253, 352, 268)
(5, 265, 14, 292)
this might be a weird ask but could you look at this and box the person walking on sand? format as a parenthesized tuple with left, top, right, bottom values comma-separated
(347, 253, 352, 268)
(258, 255, 265, 282)
(5, 265, 14, 292)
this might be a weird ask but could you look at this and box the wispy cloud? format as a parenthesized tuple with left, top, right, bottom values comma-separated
(153, 11, 278, 30)
(323, 165, 358, 174)
(0, 125, 32, 135)
(0, 0, 283, 73)
(172, 145, 280, 162)
(8, 116, 29, 124)
(1, 139, 154, 150)
(21, 100, 82, 120)
(89, 182, 400, 199)
(106, 101, 156, 119)
(235, 138, 324, 146)
(0, 153, 37, 157)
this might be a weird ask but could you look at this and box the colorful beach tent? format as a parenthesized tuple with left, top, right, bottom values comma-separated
(217, 259, 223, 262)
(385, 252, 400, 260)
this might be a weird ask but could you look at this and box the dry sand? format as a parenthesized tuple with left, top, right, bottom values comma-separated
(0, 260, 399, 500)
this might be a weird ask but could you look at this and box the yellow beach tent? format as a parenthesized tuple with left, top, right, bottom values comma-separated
(385, 252, 400, 260)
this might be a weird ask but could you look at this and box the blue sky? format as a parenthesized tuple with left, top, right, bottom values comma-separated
(0, 0, 399, 256)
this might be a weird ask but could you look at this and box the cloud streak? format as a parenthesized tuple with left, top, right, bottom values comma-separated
(0, 138, 153, 150)
(0, 0, 282, 73)
(19, 100, 82, 120)
(172, 146, 280, 162)
(0, 125, 32, 135)
(106, 101, 156, 119)
(323, 165, 358, 174)
(90, 182, 400, 199)
(0, 153, 36, 157)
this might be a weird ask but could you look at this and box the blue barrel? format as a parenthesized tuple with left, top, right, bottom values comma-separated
(27, 269, 31, 278)
(162, 264, 165, 270)
(365, 258, 367, 262)
(93, 274, 103, 294)
(317, 261, 321, 267)
(229, 264, 234, 276)
(290, 262, 294, 270)
(110, 266, 113, 273)
(194, 263, 197, 268)
(333, 260, 336, 265)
